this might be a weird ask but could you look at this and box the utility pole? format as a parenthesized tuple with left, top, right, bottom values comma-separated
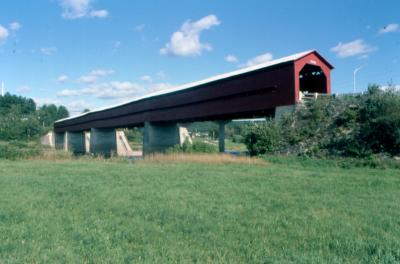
(1, 81, 4, 97)
(353, 66, 365, 93)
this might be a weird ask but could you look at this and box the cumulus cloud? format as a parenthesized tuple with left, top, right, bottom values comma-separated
(379, 23, 399, 34)
(65, 100, 90, 113)
(89, 9, 108, 18)
(224, 54, 238, 63)
(78, 69, 114, 84)
(57, 75, 69, 83)
(90, 69, 114, 76)
(160, 14, 220, 57)
(134, 24, 145, 32)
(33, 97, 61, 106)
(0, 25, 9, 43)
(331, 39, 376, 58)
(113, 41, 121, 49)
(41, 47, 58, 55)
(242, 53, 273, 67)
(60, 0, 108, 19)
(140, 75, 152, 82)
(9, 22, 21, 32)
(380, 84, 400, 91)
(16, 86, 32, 93)
(157, 71, 167, 79)
(57, 81, 173, 100)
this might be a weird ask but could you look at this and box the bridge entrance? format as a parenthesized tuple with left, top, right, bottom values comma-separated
(299, 64, 328, 94)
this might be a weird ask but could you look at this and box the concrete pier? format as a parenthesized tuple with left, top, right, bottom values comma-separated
(55, 132, 65, 150)
(218, 121, 229, 153)
(85, 132, 91, 153)
(67, 132, 86, 154)
(90, 128, 117, 157)
(143, 122, 181, 155)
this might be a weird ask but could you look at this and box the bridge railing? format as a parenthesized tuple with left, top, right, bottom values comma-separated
(299, 92, 330, 102)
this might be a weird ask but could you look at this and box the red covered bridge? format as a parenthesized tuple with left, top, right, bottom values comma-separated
(54, 50, 333, 155)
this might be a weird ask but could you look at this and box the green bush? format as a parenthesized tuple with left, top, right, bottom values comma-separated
(243, 85, 400, 158)
(244, 121, 282, 156)
(125, 128, 143, 142)
(0, 141, 43, 160)
(167, 139, 218, 154)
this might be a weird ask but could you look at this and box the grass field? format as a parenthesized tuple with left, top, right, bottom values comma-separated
(0, 156, 399, 263)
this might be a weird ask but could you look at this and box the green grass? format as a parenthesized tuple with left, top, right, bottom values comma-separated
(0, 157, 399, 263)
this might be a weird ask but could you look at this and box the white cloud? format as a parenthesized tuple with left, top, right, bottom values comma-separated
(41, 47, 58, 55)
(157, 71, 167, 79)
(65, 100, 90, 113)
(379, 23, 399, 34)
(242, 52, 273, 67)
(57, 75, 69, 83)
(78, 69, 114, 84)
(113, 41, 121, 49)
(224, 54, 238, 63)
(90, 69, 114, 76)
(34, 97, 90, 114)
(60, 0, 108, 19)
(331, 39, 376, 58)
(9, 22, 21, 32)
(78, 75, 98, 84)
(140, 75, 152, 82)
(58, 89, 81, 97)
(57, 81, 173, 100)
(33, 97, 62, 106)
(134, 24, 145, 32)
(380, 84, 400, 91)
(58, 81, 143, 99)
(160, 14, 220, 57)
(16, 86, 31, 93)
(89, 9, 108, 18)
(0, 25, 9, 43)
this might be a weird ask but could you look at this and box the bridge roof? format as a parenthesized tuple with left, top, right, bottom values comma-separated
(56, 50, 330, 123)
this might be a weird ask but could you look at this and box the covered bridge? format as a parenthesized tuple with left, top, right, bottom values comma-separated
(54, 50, 333, 155)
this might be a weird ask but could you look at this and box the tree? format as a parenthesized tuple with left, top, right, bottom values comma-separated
(0, 92, 36, 115)
(38, 104, 69, 127)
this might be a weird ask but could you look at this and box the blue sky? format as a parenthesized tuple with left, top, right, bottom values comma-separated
(0, 0, 399, 114)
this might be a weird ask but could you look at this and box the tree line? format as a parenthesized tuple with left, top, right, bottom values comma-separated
(0, 93, 69, 140)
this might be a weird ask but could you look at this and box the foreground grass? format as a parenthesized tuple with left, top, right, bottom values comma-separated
(0, 157, 399, 263)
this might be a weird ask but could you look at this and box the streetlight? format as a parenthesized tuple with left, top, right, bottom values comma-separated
(353, 65, 366, 93)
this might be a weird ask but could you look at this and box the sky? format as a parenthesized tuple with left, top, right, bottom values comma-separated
(0, 0, 399, 114)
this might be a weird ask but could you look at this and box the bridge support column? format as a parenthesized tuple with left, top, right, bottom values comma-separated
(143, 122, 181, 155)
(218, 121, 229, 153)
(85, 132, 91, 153)
(90, 128, 117, 157)
(67, 132, 86, 155)
(55, 132, 65, 150)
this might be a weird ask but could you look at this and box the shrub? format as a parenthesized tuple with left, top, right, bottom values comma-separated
(244, 121, 282, 156)
(0, 141, 43, 160)
(167, 139, 218, 154)
(243, 85, 400, 158)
